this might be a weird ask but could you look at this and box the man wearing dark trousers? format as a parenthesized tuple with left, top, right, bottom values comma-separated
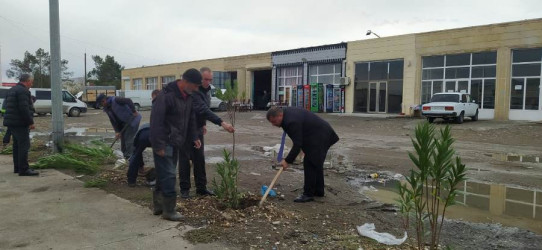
(178, 67, 235, 199)
(127, 90, 160, 187)
(3, 74, 38, 176)
(150, 69, 201, 221)
(97, 93, 142, 160)
(266, 107, 339, 203)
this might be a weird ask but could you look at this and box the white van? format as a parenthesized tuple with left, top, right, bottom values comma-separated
(118, 90, 154, 111)
(31, 88, 88, 117)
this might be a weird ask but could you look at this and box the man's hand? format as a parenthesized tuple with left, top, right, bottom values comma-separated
(194, 140, 202, 149)
(221, 122, 235, 133)
(29, 124, 35, 130)
(155, 149, 165, 157)
(115, 133, 121, 139)
(202, 125, 207, 135)
(280, 159, 289, 170)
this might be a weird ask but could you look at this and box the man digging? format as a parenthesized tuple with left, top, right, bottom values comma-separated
(266, 106, 339, 203)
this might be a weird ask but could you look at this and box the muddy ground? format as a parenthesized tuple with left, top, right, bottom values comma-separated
(27, 109, 542, 249)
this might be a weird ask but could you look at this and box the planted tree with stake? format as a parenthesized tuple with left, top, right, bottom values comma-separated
(397, 122, 467, 249)
(213, 80, 242, 208)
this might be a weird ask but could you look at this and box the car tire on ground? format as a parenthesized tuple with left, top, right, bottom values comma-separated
(427, 117, 435, 123)
(218, 102, 226, 111)
(471, 109, 479, 121)
(456, 111, 464, 124)
(68, 108, 81, 117)
(134, 103, 141, 111)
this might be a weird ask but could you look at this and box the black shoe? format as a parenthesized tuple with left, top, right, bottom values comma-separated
(19, 169, 39, 176)
(196, 189, 215, 196)
(180, 190, 190, 199)
(294, 194, 314, 203)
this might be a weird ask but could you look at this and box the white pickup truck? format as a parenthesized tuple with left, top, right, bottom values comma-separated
(421, 92, 479, 124)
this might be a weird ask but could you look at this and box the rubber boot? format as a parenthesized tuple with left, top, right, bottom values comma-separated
(161, 196, 183, 221)
(152, 189, 163, 215)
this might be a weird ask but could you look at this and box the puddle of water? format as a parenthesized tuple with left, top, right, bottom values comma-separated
(357, 179, 542, 234)
(489, 153, 541, 164)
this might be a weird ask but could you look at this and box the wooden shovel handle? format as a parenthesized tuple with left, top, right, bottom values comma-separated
(259, 167, 284, 207)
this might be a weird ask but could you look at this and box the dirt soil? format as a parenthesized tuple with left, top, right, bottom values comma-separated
(25, 109, 542, 249)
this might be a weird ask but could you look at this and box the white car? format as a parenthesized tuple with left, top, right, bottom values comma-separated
(421, 92, 479, 124)
(209, 85, 226, 111)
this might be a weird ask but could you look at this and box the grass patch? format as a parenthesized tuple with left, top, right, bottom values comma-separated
(84, 178, 108, 188)
(32, 154, 99, 174)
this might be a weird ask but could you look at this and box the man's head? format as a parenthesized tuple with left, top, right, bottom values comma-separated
(200, 67, 213, 89)
(151, 89, 160, 100)
(19, 74, 33, 89)
(178, 68, 202, 94)
(96, 93, 108, 108)
(266, 107, 284, 127)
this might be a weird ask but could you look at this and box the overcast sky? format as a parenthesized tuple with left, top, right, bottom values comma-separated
(1, 0, 541, 82)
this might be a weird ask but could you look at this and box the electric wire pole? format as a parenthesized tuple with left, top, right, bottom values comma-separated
(49, 0, 64, 152)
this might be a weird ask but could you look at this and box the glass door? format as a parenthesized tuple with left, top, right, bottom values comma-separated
(368, 82, 387, 113)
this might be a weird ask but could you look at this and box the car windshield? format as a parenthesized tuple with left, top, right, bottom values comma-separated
(431, 94, 459, 103)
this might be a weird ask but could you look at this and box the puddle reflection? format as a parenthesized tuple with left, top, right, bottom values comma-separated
(490, 153, 541, 164)
(358, 179, 542, 234)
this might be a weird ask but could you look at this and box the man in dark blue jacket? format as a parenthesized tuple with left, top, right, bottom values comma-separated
(178, 67, 235, 198)
(266, 107, 339, 203)
(150, 69, 201, 221)
(97, 94, 142, 160)
(3, 74, 38, 176)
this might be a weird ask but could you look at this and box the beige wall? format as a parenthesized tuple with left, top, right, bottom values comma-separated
(121, 53, 271, 100)
(345, 34, 417, 114)
(415, 18, 542, 120)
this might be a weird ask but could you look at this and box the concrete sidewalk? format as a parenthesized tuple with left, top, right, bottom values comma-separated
(0, 155, 221, 250)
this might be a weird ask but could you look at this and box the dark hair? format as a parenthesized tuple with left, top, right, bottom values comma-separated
(200, 67, 212, 74)
(266, 106, 283, 120)
(19, 73, 33, 83)
(182, 68, 202, 85)
(151, 89, 160, 97)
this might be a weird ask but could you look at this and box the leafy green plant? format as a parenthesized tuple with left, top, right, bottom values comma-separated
(32, 154, 99, 174)
(0, 145, 12, 155)
(397, 122, 467, 250)
(212, 149, 241, 209)
(84, 178, 107, 188)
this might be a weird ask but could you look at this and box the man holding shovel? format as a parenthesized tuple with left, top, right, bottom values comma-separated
(97, 93, 142, 160)
(266, 107, 339, 203)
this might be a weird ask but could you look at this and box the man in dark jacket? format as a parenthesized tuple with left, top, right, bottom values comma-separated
(3, 74, 38, 176)
(178, 67, 235, 198)
(266, 107, 339, 203)
(97, 93, 142, 160)
(126, 89, 160, 187)
(150, 68, 202, 221)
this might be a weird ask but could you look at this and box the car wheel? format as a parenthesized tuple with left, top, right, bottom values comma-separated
(134, 103, 141, 111)
(69, 108, 81, 117)
(427, 117, 435, 123)
(455, 112, 464, 124)
(471, 109, 479, 121)
(218, 102, 226, 111)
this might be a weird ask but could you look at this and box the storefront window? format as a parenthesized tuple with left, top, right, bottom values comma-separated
(277, 66, 303, 87)
(308, 63, 341, 85)
(421, 51, 497, 108)
(510, 48, 542, 111)
(354, 59, 403, 113)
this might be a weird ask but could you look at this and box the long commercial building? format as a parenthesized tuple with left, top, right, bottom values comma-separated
(121, 18, 542, 121)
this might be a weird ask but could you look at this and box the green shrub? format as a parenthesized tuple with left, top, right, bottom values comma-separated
(212, 149, 242, 209)
(84, 178, 107, 188)
(397, 122, 467, 249)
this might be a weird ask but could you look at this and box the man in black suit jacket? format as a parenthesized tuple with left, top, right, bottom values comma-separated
(266, 107, 339, 202)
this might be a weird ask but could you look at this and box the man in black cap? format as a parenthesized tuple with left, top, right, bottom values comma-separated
(150, 68, 202, 221)
(178, 67, 235, 199)
(266, 106, 339, 203)
(3, 73, 38, 176)
(97, 93, 141, 160)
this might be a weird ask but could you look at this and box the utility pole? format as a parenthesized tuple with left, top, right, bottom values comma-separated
(49, 0, 64, 152)
(84, 52, 87, 86)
